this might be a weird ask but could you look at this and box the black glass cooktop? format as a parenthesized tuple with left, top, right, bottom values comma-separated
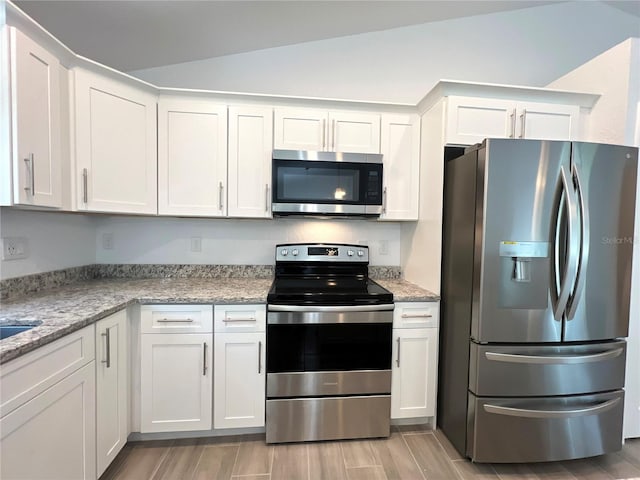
(267, 276, 393, 306)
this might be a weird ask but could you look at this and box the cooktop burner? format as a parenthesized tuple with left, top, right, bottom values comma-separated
(267, 243, 393, 306)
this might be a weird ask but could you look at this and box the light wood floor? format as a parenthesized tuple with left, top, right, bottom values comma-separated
(100, 426, 640, 480)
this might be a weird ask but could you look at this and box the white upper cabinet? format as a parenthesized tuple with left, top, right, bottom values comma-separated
(227, 106, 273, 218)
(379, 114, 420, 221)
(445, 95, 580, 145)
(6, 28, 62, 208)
(274, 108, 380, 153)
(158, 98, 227, 216)
(74, 68, 157, 214)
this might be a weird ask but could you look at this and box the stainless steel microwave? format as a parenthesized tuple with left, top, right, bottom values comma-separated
(271, 150, 384, 217)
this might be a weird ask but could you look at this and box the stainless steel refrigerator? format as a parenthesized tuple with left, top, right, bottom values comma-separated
(439, 138, 638, 463)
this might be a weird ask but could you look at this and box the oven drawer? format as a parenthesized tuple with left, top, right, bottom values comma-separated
(468, 390, 624, 463)
(267, 370, 391, 398)
(469, 340, 626, 397)
(266, 395, 390, 443)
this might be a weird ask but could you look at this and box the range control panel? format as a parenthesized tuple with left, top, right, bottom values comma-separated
(275, 243, 368, 262)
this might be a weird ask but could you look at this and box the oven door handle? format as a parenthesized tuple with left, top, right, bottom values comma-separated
(268, 304, 395, 313)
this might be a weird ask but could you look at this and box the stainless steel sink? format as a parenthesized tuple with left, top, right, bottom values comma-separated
(0, 325, 39, 340)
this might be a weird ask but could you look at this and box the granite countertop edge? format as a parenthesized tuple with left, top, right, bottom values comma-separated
(0, 277, 438, 364)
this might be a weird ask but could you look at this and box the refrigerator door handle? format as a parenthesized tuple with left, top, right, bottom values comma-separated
(553, 166, 580, 321)
(483, 398, 620, 419)
(485, 347, 624, 364)
(566, 163, 590, 320)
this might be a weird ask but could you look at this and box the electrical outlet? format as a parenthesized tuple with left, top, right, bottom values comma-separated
(2, 237, 28, 260)
(190, 237, 202, 253)
(379, 240, 389, 255)
(102, 233, 114, 250)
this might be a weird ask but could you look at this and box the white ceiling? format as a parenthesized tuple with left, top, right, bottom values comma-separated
(12, 1, 640, 73)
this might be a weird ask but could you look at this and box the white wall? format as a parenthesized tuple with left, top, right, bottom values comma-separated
(0, 208, 96, 279)
(547, 38, 640, 145)
(131, 2, 640, 104)
(95, 215, 401, 266)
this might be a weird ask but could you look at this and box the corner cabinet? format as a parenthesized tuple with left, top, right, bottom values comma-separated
(213, 304, 266, 429)
(379, 114, 421, 221)
(4, 27, 62, 208)
(95, 310, 128, 478)
(0, 326, 96, 480)
(274, 108, 380, 153)
(444, 95, 580, 146)
(391, 302, 439, 419)
(74, 68, 157, 214)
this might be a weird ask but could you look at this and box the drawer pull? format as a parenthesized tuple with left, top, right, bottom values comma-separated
(223, 317, 257, 322)
(401, 313, 433, 318)
(484, 398, 620, 419)
(485, 348, 623, 365)
(156, 318, 194, 323)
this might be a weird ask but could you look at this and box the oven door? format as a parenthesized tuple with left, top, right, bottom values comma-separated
(266, 307, 392, 397)
(271, 155, 383, 216)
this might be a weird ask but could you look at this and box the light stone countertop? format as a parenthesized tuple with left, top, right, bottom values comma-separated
(0, 277, 438, 364)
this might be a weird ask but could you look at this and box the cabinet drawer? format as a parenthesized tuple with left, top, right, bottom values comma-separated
(1, 325, 95, 417)
(140, 305, 213, 333)
(214, 304, 266, 333)
(393, 302, 439, 329)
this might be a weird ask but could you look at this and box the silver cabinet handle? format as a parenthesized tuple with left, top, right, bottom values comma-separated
(519, 109, 526, 138)
(101, 330, 111, 368)
(203, 342, 208, 376)
(382, 186, 387, 214)
(322, 119, 326, 151)
(331, 119, 336, 151)
(396, 337, 401, 367)
(509, 108, 516, 138)
(485, 348, 623, 365)
(156, 318, 194, 323)
(82, 168, 88, 203)
(219, 182, 224, 210)
(23, 153, 34, 194)
(265, 184, 270, 212)
(401, 313, 433, 318)
(484, 398, 620, 419)
(258, 341, 262, 373)
(223, 316, 256, 322)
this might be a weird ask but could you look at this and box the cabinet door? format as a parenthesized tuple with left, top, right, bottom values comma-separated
(329, 111, 380, 153)
(158, 98, 227, 216)
(9, 28, 62, 207)
(0, 362, 96, 480)
(273, 108, 326, 151)
(140, 333, 212, 432)
(516, 101, 580, 140)
(445, 96, 514, 145)
(96, 310, 128, 478)
(227, 106, 273, 218)
(379, 114, 420, 220)
(214, 332, 265, 429)
(391, 328, 438, 419)
(75, 68, 157, 214)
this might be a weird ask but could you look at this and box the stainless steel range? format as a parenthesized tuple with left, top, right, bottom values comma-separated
(266, 243, 394, 444)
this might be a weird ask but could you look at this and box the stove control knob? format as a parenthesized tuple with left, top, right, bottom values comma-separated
(281, 249, 288, 256)
(347, 250, 354, 256)
(292, 249, 299, 256)
(357, 250, 365, 257)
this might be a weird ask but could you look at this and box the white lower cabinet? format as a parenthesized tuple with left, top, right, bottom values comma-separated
(95, 310, 128, 478)
(391, 302, 439, 419)
(0, 326, 96, 480)
(213, 304, 266, 429)
(139, 305, 213, 433)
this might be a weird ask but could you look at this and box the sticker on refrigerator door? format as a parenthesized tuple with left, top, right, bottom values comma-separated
(499, 241, 550, 258)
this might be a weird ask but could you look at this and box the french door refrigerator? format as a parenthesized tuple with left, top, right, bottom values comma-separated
(439, 138, 638, 463)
